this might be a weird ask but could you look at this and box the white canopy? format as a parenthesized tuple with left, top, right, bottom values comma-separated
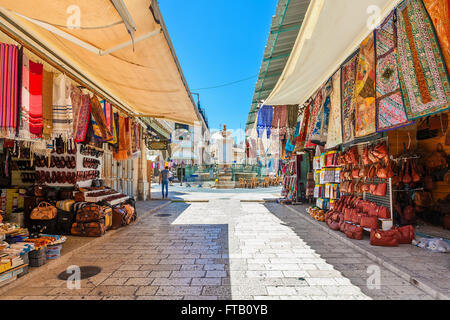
(265, 0, 402, 106)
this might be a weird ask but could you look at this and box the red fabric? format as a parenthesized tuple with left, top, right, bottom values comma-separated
(28, 60, 43, 137)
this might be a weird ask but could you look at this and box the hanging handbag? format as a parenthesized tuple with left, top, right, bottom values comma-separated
(376, 206, 391, 219)
(429, 113, 448, 133)
(368, 165, 376, 179)
(402, 205, 416, 223)
(410, 160, 420, 183)
(359, 165, 366, 178)
(369, 183, 377, 194)
(402, 160, 412, 184)
(426, 143, 447, 171)
(30, 202, 57, 220)
(370, 229, 399, 247)
(352, 168, 360, 179)
(374, 183, 387, 197)
(360, 216, 379, 230)
(414, 191, 433, 207)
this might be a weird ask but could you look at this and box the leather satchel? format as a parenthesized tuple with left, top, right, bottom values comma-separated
(345, 224, 363, 240)
(370, 229, 399, 247)
(71, 221, 106, 237)
(360, 216, 379, 230)
(374, 183, 387, 197)
(76, 204, 106, 223)
(352, 168, 360, 179)
(30, 202, 57, 220)
(376, 206, 391, 219)
(368, 165, 376, 178)
(394, 225, 415, 244)
(369, 183, 377, 194)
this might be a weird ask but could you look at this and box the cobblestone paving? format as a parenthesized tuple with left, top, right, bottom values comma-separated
(0, 195, 435, 300)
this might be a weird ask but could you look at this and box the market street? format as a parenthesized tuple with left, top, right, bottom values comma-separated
(0, 190, 434, 300)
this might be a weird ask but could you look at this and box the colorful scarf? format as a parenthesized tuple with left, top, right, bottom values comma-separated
(90, 95, 112, 142)
(396, 0, 450, 120)
(256, 105, 273, 138)
(42, 70, 53, 139)
(423, 0, 450, 75)
(286, 105, 299, 141)
(271, 105, 288, 136)
(73, 93, 91, 143)
(305, 88, 323, 148)
(19, 54, 43, 139)
(114, 116, 132, 160)
(355, 33, 376, 138)
(108, 112, 119, 148)
(318, 79, 332, 145)
(52, 73, 73, 139)
(325, 71, 343, 149)
(295, 101, 311, 150)
(0, 43, 20, 137)
(341, 52, 359, 144)
(102, 100, 113, 133)
(375, 11, 412, 132)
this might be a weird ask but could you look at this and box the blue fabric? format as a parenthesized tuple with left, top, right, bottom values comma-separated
(285, 140, 294, 152)
(161, 180, 169, 198)
(256, 105, 273, 138)
(294, 121, 301, 138)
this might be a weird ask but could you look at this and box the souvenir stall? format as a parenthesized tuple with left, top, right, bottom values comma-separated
(275, 0, 450, 247)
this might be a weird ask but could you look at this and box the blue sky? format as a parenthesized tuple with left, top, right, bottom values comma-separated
(159, 0, 278, 133)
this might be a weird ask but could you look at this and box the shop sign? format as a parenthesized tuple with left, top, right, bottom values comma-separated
(148, 140, 169, 150)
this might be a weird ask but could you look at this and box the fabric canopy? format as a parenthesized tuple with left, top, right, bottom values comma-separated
(265, 0, 403, 107)
(0, 0, 198, 124)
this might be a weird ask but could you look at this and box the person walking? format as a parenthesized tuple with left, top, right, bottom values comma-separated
(159, 166, 170, 199)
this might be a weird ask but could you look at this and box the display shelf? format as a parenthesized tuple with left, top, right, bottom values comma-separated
(85, 192, 121, 202)
(107, 196, 129, 206)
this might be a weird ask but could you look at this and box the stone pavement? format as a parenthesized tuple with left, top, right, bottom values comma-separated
(0, 192, 438, 300)
(286, 204, 450, 299)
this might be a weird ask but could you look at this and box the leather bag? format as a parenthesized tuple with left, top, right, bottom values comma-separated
(376, 206, 391, 219)
(370, 229, 399, 247)
(71, 221, 106, 237)
(426, 143, 447, 171)
(76, 204, 107, 223)
(395, 225, 415, 244)
(30, 202, 57, 220)
(345, 224, 363, 240)
(360, 216, 379, 230)
(374, 183, 387, 197)
(414, 191, 433, 207)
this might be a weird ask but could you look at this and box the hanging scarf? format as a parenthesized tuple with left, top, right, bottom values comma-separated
(52, 73, 73, 140)
(101, 100, 113, 133)
(42, 70, 53, 139)
(71, 85, 82, 134)
(286, 105, 299, 142)
(375, 10, 412, 132)
(0, 43, 20, 137)
(318, 79, 332, 146)
(271, 105, 288, 137)
(341, 52, 359, 144)
(256, 105, 273, 138)
(295, 101, 312, 150)
(423, 0, 450, 75)
(355, 33, 376, 138)
(108, 111, 119, 147)
(114, 115, 132, 160)
(305, 88, 323, 148)
(90, 95, 112, 142)
(325, 71, 343, 149)
(396, 0, 450, 120)
(73, 93, 91, 143)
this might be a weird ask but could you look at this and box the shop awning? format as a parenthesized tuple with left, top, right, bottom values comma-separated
(265, 0, 402, 107)
(0, 0, 198, 124)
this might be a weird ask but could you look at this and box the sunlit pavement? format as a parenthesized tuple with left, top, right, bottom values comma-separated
(0, 189, 435, 300)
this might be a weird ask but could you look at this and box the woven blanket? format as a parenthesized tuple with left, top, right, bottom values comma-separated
(341, 52, 359, 144)
(295, 101, 311, 150)
(375, 11, 412, 132)
(271, 105, 287, 136)
(52, 74, 73, 139)
(73, 93, 91, 143)
(90, 95, 112, 142)
(256, 105, 273, 138)
(355, 34, 376, 138)
(423, 0, 450, 75)
(0, 43, 19, 137)
(325, 71, 343, 149)
(305, 88, 323, 148)
(396, 0, 450, 120)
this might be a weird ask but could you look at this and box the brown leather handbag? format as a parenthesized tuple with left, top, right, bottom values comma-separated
(394, 225, 415, 244)
(374, 183, 387, 197)
(363, 147, 371, 165)
(410, 160, 420, 183)
(30, 202, 57, 220)
(429, 113, 448, 133)
(426, 143, 447, 171)
(362, 183, 370, 193)
(369, 183, 377, 194)
(345, 224, 363, 240)
(352, 168, 360, 179)
(370, 229, 399, 247)
(368, 165, 376, 178)
(360, 216, 379, 230)
(376, 206, 391, 219)
(376, 163, 388, 179)
(402, 160, 412, 184)
(359, 165, 366, 178)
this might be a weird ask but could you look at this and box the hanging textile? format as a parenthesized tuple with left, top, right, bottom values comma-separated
(341, 51, 359, 144)
(131, 120, 140, 154)
(19, 54, 43, 139)
(286, 105, 299, 141)
(90, 95, 112, 142)
(423, 0, 450, 75)
(73, 93, 91, 143)
(305, 88, 323, 148)
(318, 79, 332, 145)
(114, 116, 132, 160)
(355, 34, 376, 137)
(375, 11, 412, 132)
(256, 105, 273, 138)
(42, 70, 53, 139)
(52, 73, 73, 139)
(101, 100, 113, 133)
(325, 71, 342, 149)
(295, 101, 312, 150)
(0, 43, 19, 137)
(108, 111, 119, 148)
(396, 0, 450, 120)
(71, 85, 82, 135)
(271, 105, 288, 137)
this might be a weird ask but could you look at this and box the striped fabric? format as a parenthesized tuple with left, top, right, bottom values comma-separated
(52, 73, 73, 139)
(0, 43, 20, 137)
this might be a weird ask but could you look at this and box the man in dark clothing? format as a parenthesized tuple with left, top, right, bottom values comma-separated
(159, 166, 170, 199)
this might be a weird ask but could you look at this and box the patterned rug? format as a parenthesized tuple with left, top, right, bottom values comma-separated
(305, 87, 323, 148)
(375, 10, 412, 132)
(355, 34, 376, 137)
(396, 0, 450, 120)
(325, 71, 342, 149)
(341, 51, 359, 144)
